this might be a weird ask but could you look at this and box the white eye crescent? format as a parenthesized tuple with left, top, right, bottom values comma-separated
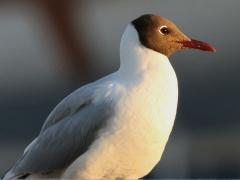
(159, 25, 170, 35)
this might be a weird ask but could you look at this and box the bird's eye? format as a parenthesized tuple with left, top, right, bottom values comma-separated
(159, 26, 170, 35)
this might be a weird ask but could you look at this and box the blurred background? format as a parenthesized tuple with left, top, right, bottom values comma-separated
(0, 0, 239, 178)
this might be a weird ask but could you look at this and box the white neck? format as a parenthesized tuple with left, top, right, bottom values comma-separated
(117, 24, 175, 84)
(117, 24, 178, 135)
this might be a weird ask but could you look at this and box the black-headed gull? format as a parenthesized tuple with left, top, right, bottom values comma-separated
(3, 14, 215, 180)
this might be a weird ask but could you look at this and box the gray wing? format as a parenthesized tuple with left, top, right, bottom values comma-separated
(4, 82, 116, 179)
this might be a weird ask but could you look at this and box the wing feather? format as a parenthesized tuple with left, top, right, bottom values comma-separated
(4, 81, 117, 179)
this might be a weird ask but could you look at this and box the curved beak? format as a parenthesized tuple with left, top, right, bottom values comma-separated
(177, 39, 216, 52)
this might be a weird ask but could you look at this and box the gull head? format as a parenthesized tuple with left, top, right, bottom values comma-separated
(131, 14, 216, 57)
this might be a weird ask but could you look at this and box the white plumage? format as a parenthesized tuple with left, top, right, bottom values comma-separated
(63, 24, 178, 179)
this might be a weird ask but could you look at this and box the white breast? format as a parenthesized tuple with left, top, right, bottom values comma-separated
(63, 62, 178, 179)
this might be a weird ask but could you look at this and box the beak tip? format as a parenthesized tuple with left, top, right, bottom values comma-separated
(204, 45, 216, 53)
(204, 42, 216, 53)
(212, 47, 217, 53)
(206, 45, 217, 53)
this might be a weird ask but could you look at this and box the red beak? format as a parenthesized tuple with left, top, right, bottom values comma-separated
(178, 39, 216, 52)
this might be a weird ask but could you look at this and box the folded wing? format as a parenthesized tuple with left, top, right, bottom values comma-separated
(3, 82, 116, 179)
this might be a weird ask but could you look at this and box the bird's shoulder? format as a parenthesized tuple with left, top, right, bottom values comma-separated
(40, 75, 125, 133)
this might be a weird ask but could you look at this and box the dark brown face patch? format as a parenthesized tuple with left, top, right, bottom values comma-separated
(132, 14, 190, 57)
